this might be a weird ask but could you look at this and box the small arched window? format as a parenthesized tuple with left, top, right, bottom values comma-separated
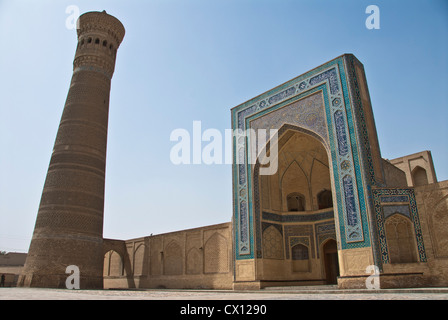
(103, 40, 107, 47)
(412, 166, 428, 187)
(317, 189, 333, 209)
(385, 214, 418, 263)
(95, 38, 100, 44)
(87, 37, 92, 44)
(291, 244, 310, 272)
(287, 193, 305, 212)
(291, 244, 309, 261)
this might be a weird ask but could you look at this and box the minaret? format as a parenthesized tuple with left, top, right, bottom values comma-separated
(18, 11, 125, 289)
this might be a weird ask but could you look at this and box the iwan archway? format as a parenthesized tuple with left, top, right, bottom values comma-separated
(252, 126, 339, 286)
(231, 54, 386, 289)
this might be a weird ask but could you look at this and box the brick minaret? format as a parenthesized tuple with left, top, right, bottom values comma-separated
(19, 11, 125, 289)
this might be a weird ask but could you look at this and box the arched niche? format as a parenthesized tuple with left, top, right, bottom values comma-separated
(412, 166, 428, 187)
(104, 250, 124, 276)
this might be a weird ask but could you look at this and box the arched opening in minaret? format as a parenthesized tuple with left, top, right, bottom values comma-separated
(255, 126, 338, 286)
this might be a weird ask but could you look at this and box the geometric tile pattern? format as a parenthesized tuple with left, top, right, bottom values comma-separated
(284, 225, 315, 260)
(372, 188, 427, 263)
(262, 223, 284, 260)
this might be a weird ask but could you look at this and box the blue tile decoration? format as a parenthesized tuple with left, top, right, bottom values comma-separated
(343, 176, 358, 226)
(343, 56, 384, 269)
(372, 188, 427, 263)
(232, 55, 375, 260)
(332, 97, 342, 107)
(262, 210, 334, 222)
(290, 239, 310, 260)
(344, 55, 377, 187)
(342, 175, 363, 242)
(284, 225, 315, 259)
(238, 164, 245, 185)
(315, 221, 337, 258)
(309, 68, 339, 95)
(382, 205, 411, 219)
(334, 110, 349, 156)
(268, 86, 297, 105)
(290, 236, 310, 249)
(380, 195, 409, 203)
(340, 160, 350, 171)
(239, 200, 249, 254)
(262, 210, 334, 223)
(249, 91, 328, 147)
(262, 222, 283, 234)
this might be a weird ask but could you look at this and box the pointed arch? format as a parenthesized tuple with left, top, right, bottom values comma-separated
(281, 161, 309, 211)
(317, 189, 333, 210)
(164, 241, 183, 275)
(291, 243, 310, 272)
(133, 243, 147, 276)
(204, 233, 229, 273)
(104, 250, 124, 276)
(262, 225, 284, 259)
(186, 247, 202, 275)
(385, 214, 418, 263)
(412, 166, 428, 187)
(322, 239, 339, 284)
(253, 124, 333, 259)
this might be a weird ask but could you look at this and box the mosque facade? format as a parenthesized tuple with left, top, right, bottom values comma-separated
(18, 11, 448, 290)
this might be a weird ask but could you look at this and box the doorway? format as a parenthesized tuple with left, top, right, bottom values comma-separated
(323, 239, 339, 284)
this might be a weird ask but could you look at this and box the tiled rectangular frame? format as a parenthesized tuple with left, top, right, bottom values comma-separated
(372, 188, 427, 264)
(231, 54, 376, 260)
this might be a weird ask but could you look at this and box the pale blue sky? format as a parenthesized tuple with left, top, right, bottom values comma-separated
(0, 0, 447, 252)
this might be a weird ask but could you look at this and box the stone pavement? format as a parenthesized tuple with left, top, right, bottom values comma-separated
(1, 286, 448, 300)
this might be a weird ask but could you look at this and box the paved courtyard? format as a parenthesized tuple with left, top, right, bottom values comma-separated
(1, 286, 448, 300)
